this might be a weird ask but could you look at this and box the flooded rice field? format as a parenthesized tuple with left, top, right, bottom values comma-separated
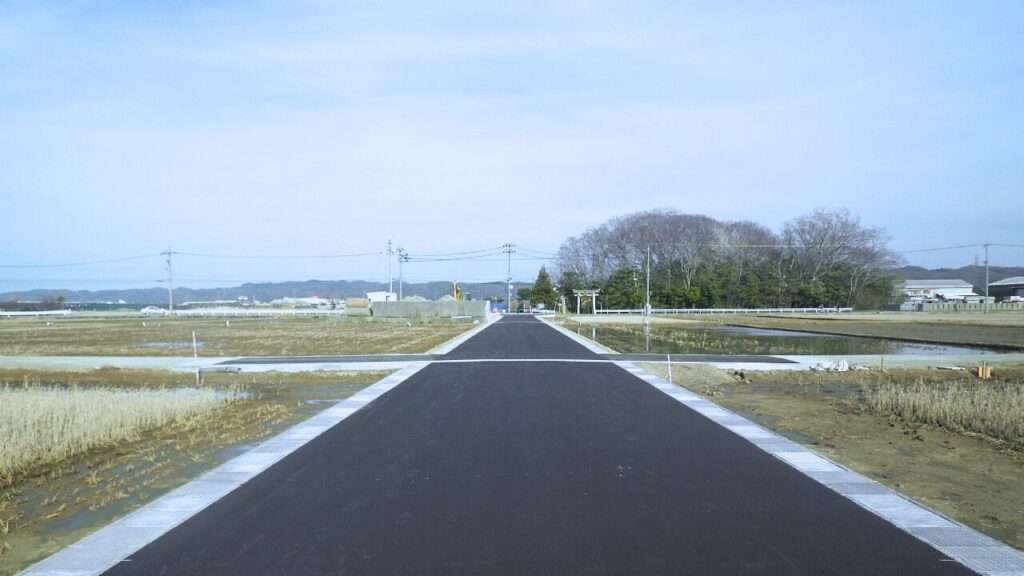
(580, 324, 998, 356)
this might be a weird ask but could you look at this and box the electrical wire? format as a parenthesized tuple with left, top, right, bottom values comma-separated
(404, 246, 506, 258)
(0, 253, 161, 269)
(896, 243, 981, 254)
(176, 251, 382, 260)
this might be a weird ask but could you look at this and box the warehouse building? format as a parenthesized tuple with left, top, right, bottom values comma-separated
(989, 276, 1024, 302)
(899, 279, 977, 301)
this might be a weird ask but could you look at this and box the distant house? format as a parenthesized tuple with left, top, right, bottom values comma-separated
(366, 291, 398, 303)
(268, 296, 337, 309)
(899, 279, 977, 301)
(989, 277, 1024, 302)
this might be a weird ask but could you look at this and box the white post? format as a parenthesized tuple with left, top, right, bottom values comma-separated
(192, 330, 200, 387)
(576, 293, 581, 315)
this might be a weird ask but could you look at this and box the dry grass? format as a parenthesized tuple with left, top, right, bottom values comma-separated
(860, 380, 1024, 446)
(0, 386, 236, 483)
(0, 317, 470, 356)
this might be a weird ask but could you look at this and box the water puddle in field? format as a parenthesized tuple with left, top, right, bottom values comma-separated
(143, 341, 205, 348)
(579, 325, 998, 356)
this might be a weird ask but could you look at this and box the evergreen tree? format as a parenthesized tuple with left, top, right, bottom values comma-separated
(532, 267, 558, 309)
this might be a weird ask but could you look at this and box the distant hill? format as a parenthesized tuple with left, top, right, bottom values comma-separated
(891, 265, 1024, 295)
(0, 279, 531, 306)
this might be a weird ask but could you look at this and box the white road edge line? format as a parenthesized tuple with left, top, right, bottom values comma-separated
(18, 361, 432, 576)
(617, 360, 1024, 576)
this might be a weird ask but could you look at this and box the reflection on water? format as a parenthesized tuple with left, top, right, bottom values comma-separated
(584, 325, 996, 356)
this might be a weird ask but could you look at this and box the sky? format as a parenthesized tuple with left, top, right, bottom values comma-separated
(1, 1, 1022, 292)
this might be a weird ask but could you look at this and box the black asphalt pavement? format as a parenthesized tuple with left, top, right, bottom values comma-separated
(105, 316, 975, 575)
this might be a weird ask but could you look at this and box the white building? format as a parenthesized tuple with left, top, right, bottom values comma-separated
(900, 279, 977, 301)
(366, 291, 398, 303)
(267, 296, 338, 309)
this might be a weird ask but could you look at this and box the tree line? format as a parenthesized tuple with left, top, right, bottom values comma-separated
(553, 208, 901, 310)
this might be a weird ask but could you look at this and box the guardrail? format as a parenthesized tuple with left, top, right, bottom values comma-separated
(0, 310, 73, 318)
(593, 307, 853, 315)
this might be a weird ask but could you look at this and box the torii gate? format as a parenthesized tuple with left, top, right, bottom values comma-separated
(572, 289, 601, 315)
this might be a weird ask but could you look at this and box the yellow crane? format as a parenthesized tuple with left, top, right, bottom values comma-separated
(452, 281, 464, 302)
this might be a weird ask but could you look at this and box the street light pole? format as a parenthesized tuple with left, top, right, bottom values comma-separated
(984, 242, 990, 314)
(163, 245, 175, 312)
(645, 244, 651, 325)
(503, 243, 516, 312)
(397, 248, 406, 300)
(387, 239, 394, 301)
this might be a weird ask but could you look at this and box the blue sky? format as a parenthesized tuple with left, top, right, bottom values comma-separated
(1, 1, 1022, 291)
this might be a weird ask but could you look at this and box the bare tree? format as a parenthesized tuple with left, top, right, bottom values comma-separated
(555, 207, 897, 309)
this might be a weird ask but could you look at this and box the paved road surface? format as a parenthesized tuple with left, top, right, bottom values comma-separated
(103, 316, 976, 575)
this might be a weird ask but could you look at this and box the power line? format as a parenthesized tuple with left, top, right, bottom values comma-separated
(896, 243, 981, 254)
(517, 247, 559, 256)
(0, 253, 161, 269)
(404, 252, 507, 263)
(405, 246, 506, 258)
(175, 251, 381, 260)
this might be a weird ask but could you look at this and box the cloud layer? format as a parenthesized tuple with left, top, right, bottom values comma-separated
(1, 1, 1021, 289)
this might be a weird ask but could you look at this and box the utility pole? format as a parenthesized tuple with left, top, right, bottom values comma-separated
(386, 239, 394, 301)
(163, 245, 175, 312)
(503, 243, 516, 312)
(397, 248, 408, 300)
(984, 242, 990, 314)
(645, 244, 651, 325)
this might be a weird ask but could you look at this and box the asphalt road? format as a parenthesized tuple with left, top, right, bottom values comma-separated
(103, 316, 975, 575)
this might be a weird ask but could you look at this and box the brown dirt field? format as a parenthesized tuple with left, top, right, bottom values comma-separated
(0, 316, 469, 356)
(640, 363, 1024, 551)
(720, 314, 1024, 349)
(0, 368, 389, 575)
